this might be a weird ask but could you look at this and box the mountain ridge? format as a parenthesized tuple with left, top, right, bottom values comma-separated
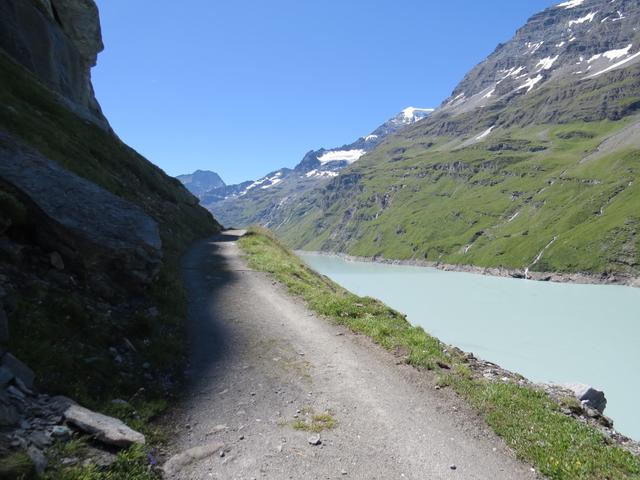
(267, 0, 640, 279)
(181, 106, 433, 227)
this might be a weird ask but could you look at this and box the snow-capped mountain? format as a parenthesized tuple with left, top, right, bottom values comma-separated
(442, 0, 640, 117)
(180, 106, 433, 226)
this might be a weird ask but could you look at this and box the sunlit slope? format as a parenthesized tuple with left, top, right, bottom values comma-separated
(275, 70, 640, 276)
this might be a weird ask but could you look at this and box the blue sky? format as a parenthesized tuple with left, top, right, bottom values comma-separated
(93, 0, 558, 184)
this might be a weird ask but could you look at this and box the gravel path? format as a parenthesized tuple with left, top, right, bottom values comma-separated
(164, 230, 538, 479)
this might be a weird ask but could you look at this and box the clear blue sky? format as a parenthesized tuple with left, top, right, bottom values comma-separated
(93, 0, 558, 184)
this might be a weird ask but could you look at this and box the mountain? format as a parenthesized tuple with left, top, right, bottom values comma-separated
(270, 0, 640, 281)
(192, 107, 433, 227)
(177, 169, 225, 197)
(0, 0, 220, 468)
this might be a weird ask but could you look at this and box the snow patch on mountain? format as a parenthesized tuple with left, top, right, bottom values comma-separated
(557, 0, 585, 9)
(588, 50, 640, 78)
(517, 75, 544, 93)
(537, 55, 560, 71)
(588, 44, 633, 62)
(476, 125, 495, 140)
(305, 169, 339, 178)
(569, 11, 598, 26)
(242, 172, 284, 195)
(318, 149, 366, 164)
(398, 107, 435, 124)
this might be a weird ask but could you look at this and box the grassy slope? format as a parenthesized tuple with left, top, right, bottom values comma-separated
(275, 68, 640, 278)
(239, 228, 640, 480)
(0, 51, 220, 478)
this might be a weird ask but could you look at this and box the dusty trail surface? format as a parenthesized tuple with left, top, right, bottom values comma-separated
(165, 230, 537, 479)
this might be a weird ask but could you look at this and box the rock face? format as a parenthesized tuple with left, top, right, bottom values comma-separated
(445, 0, 640, 116)
(0, 0, 106, 125)
(0, 131, 162, 287)
(64, 404, 146, 447)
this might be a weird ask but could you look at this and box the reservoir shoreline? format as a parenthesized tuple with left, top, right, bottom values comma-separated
(297, 250, 640, 449)
(296, 250, 640, 288)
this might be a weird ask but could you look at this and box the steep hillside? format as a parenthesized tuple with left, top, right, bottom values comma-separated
(273, 0, 640, 282)
(188, 107, 433, 227)
(0, 0, 220, 475)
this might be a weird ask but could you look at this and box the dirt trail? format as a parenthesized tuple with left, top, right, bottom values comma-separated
(165, 230, 538, 479)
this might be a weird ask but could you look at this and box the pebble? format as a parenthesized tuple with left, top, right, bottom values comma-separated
(308, 434, 321, 446)
(51, 425, 71, 441)
(341, 469, 348, 475)
(449, 464, 457, 470)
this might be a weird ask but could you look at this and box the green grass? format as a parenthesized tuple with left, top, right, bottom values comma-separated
(43, 444, 158, 480)
(291, 407, 337, 433)
(0, 452, 34, 480)
(239, 228, 640, 480)
(275, 118, 640, 278)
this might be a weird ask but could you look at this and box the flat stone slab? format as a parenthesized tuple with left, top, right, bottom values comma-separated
(163, 442, 224, 477)
(64, 404, 145, 448)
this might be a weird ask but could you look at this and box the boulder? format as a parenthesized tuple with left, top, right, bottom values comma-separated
(0, 401, 19, 426)
(64, 404, 145, 447)
(27, 446, 48, 476)
(0, 307, 8, 343)
(562, 383, 607, 414)
(1, 353, 35, 390)
(50, 251, 65, 270)
(0, 366, 13, 387)
(0, 132, 162, 288)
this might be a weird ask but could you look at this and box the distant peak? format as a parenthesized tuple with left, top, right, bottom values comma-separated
(396, 107, 434, 124)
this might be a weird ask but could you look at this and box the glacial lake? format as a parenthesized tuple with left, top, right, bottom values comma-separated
(298, 252, 640, 440)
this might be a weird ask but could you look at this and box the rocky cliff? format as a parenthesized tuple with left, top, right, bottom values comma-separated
(0, 0, 106, 126)
(271, 0, 640, 281)
(0, 0, 221, 475)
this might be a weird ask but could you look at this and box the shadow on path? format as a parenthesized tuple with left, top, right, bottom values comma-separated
(180, 230, 246, 393)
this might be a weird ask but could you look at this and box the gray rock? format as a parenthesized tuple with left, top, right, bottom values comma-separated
(0, 132, 163, 288)
(0, 365, 13, 387)
(27, 446, 48, 475)
(51, 425, 72, 441)
(28, 430, 52, 449)
(50, 251, 65, 270)
(307, 434, 321, 446)
(0, 308, 8, 343)
(64, 404, 145, 447)
(0, 402, 19, 426)
(2, 353, 35, 390)
(163, 442, 224, 477)
(562, 383, 607, 414)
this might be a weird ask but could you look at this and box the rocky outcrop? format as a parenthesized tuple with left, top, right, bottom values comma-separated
(0, 130, 162, 288)
(561, 383, 607, 414)
(0, 0, 106, 125)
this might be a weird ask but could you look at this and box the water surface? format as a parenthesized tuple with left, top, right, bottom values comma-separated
(298, 252, 640, 440)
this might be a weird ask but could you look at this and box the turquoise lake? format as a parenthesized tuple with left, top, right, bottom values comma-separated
(298, 252, 640, 440)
